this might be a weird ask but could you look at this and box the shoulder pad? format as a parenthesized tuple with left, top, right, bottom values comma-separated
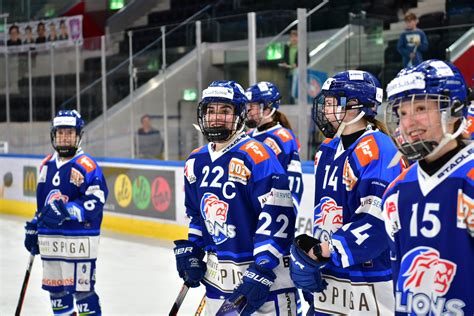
(273, 128, 294, 143)
(76, 155, 97, 173)
(40, 154, 53, 169)
(239, 140, 270, 164)
(354, 134, 380, 167)
(191, 146, 204, 154)
(322, 137, 332, 145)
(385, 164, 415, 193)
(468, 167, 474, 181)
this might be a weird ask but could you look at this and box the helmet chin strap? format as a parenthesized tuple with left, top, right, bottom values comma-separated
(262, 107, 276, 121)
(425, 117, 466, 160)
(335, 110, 365, 138)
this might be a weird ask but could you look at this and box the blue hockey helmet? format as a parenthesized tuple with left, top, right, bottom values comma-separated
(385, 59, 468, 160)
(245, 81, 281, 128)
(197, 80, 248, 142)
(50, 110, 85, 157)
(312, 70, 383, 138)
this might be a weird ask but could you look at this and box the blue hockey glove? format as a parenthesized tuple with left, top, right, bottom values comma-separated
(37, 200, 71, 228)
(290, 234, 329, 293)
(24, 220, 39, 255)
(173, 239, 206, 288)
(225, 263, 276, 315)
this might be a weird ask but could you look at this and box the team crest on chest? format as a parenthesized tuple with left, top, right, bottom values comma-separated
(45, 189, 69, 206)
(314, 196, 343, 233)
(200, 193, 236, 244)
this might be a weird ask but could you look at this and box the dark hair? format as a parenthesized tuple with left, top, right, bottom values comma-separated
(37, 22, 45, 30)
(404, 12, 417, 22)
(25, 25, 32, 31)
(9, 25, 19, 33)
(141, 114, 150, 123)
(273, 110, 293, 130)
(290, 29, 298, 36)
(59, 20, 66, 26)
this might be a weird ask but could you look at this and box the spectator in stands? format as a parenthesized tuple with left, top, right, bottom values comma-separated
(7, 25, 22, 46)
(136, 114, 164, 159)
(48, 22, 58, 42)
(58, 20, 69, 41)
(23, 25, 35, 45)
(397, 12, 429, 68)
(36, 22, 47, 44)
(279, 29, 299, 104)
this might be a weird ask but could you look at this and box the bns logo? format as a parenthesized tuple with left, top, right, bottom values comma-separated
(314, 196, 343, 233)
(200, 193, 236, 244)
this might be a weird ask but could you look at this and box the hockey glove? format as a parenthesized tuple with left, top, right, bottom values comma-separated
(37, 200, 71, 228)
(290, 234, 329, 293)
(225, 263, 276, 315)
(173, 239, 206, 288)
(24, 220, 39, 255)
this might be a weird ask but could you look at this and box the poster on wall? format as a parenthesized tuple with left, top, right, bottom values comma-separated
(102, 166, 176, 221)
(0, 15, 83, 53)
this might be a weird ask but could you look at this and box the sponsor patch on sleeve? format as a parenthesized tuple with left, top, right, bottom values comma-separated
(239, 141, 270, 164)
(185, 158, 197, 184)
(273, 128, 293, 143)
(457, 189, 474, 236)
(382, 191, 401, 241)
(263, 137, 282, 156)
(228, 158, 251, 185)
(354, 135, 379, 167)
(258, 188, 293, 207)
(77, 156, 96, 173)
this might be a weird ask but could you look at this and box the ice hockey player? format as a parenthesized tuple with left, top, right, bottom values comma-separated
(289, 70, 405, 315)
(173, 80, 298, 315)
(246, 81, 303, 213)
(24, 110, 108, 315)
(383, 59, 473, 315)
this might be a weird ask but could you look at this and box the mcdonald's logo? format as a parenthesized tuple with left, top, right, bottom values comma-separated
(23, 166, 37, 197)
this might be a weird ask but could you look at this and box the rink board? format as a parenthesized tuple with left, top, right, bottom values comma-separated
(0, 154, 315, 240)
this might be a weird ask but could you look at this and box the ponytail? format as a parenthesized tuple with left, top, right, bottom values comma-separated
(273, 110, 293, 130)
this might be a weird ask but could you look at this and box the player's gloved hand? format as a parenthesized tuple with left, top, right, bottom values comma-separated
(290, 234, 329, 293)
(173, 239, 206, 288)
(37, 200, 71, 228)
(226, 263, 276, 315)
(24, 220, 39, 255)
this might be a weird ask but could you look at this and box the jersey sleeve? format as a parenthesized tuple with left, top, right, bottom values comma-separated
(64, 155, 108, 223)
(329, 134, 404, 268)
(245, 144, 296, 270)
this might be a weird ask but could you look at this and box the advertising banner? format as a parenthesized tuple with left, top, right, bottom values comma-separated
(0, 15, 83, 53)
(102, 166, 176, 221)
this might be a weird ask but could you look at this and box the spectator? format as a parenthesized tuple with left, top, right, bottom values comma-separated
(7, 25, 22, 46)
(23, 25, 35, 45)
(397, 12, 429, 68)
(58, 20, 69, 41)
(279, 29, 299, 104)
(136, 114, 164, 159)
(36, 22, 46, 44)
(47, 22, 57, 42)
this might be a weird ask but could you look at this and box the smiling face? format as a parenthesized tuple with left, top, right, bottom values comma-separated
(205, 102, 236, 131)
(398, 97, 444, 144)
(55, 127, 77, 148)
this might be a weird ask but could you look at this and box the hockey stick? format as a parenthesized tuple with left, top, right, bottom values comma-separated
(216, 295, 247, 316)
(15, 254, 35, 316)
(169, 282, 191, 316)
(194, 294, 206, 316)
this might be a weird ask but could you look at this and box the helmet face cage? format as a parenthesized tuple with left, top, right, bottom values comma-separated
(245, 82, 281, 128)
(198, 101, 246, 142)
(198, 80, 248, 143)
(385, 94, 453, 160)
(50, 110, 84, 157)
(312, 71, 382, 138)
(385, 59, 469, 160)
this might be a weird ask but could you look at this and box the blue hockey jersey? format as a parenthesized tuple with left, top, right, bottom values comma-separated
(311, 127, 405, 314)
(184, 133, 296, 299)
(35, 150, 108, 292)
(248, 124, 303, 210)
(382, 142, 474, 316)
